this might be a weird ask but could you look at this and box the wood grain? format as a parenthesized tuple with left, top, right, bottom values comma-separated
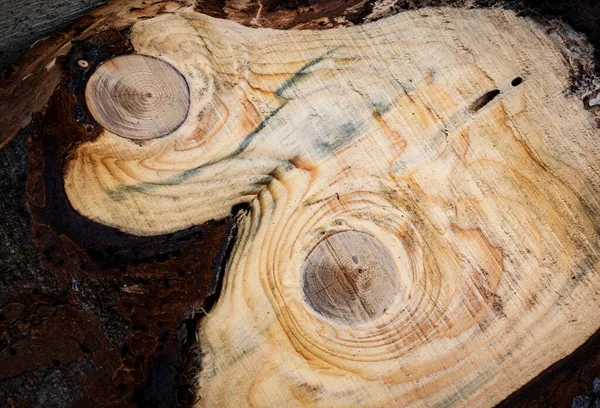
(0, 0, 599, 406)
(57, 7, 600, 407)
(302, 230, 400, 324)
(86, 54, 190, 140)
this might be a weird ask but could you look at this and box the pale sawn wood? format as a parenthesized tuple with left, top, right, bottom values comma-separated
(64, 7, 600, 408)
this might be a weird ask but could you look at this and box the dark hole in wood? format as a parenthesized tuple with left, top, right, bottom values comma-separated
(511, 77, 523, 86)
(80, 343, 92, 354)
(469, 89, 501, 113)
(53, 360, 61, 367)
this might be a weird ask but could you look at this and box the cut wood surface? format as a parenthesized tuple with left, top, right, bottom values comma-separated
(302, 230, 401, 324)
(85, 54, 191, 140)
(56, 7, 600, 407)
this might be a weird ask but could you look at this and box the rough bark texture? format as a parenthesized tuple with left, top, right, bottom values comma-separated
(0, 0, 107, 71)
(0, 1, 599, 408)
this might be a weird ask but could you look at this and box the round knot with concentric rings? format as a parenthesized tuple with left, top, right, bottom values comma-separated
(302, 230, 400, 325)
(85, 54, 190, 140)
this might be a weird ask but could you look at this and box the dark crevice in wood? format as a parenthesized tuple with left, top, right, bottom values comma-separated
(175, 202, 250, 407)
(469, 89, 501, 113)
(205, 203, 250, 309)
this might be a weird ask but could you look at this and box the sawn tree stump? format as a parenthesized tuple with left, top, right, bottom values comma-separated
(1, 0, 600, 407)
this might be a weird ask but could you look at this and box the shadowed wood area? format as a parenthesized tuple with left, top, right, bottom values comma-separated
(1, 0, 600, 407)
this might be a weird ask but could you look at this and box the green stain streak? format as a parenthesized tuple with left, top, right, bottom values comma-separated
(109, 49, 335, 201)
(275, 48, 335, 96)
